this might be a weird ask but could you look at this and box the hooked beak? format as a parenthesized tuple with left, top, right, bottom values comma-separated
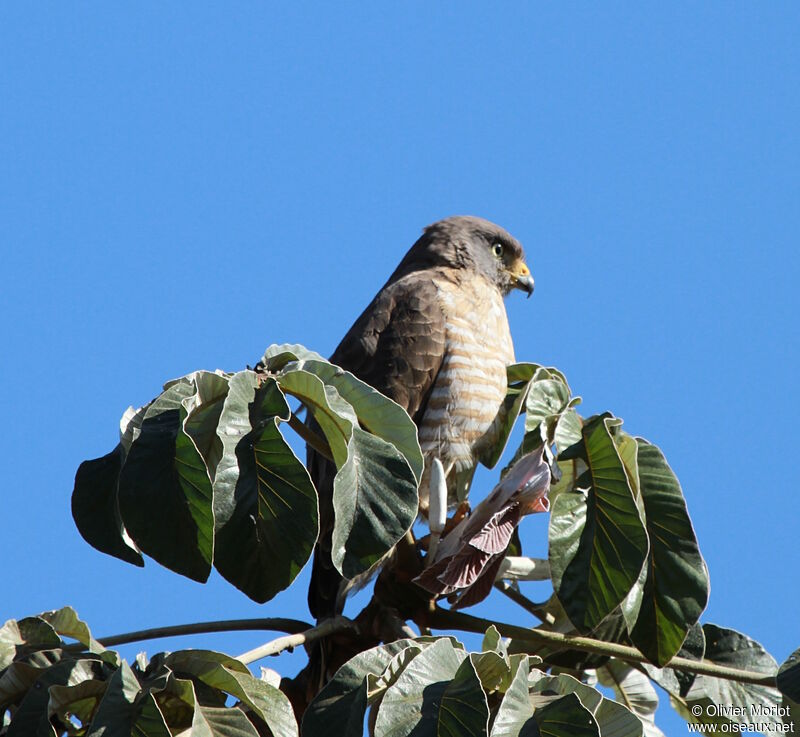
(510, 261, 535, 297)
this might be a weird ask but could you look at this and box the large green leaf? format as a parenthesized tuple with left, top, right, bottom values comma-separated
(675, 624, 784, 732)
(491, 659, 533, 737)
(331, 427, 418, 578)
(286, 358, 423, 482)
(526, 692, 600, 737)
(117, 380, 216, 582)
(72, 444, 144, 567)
(303, 639, 418, 737)
(549, 414, 649, 633)
(629, 439, 709, 666)
(132, 692, 172, 736)
(86, 659, 142, 736)
(163, 650, 297, 737)
(7, 659, 101, 737)
(778, 648, 800, 702)
(39, 607, 116, 666)
(530, 672, 643, 737)
(277, 356, 418, 582)
(373, 638, 488, 737)
(597, 660, 665, 737)
(213, 374, 318, 603)
(277, 369, 356, 466)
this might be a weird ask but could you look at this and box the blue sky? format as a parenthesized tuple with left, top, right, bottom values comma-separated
(2, 4, 798, 733)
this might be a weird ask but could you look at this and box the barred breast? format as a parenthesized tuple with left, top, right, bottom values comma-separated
(416, 274, 515, 511)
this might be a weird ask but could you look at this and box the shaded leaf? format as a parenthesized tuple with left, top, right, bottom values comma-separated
(778, 648, 800, 702)
(287, 358, 423, 485)
(528, 692, 599, 737)
(213, 374, 317, 603)
(480, 363, 541, 469)
(677, 625, 783, 731)
(597, 660, 665, 737)
(118, 381, 215, 582)
(629, 440, 708, 666)
(531, 672, 643, 737)
(303, 639, 418, 737)
(163, 650, 297, 737)
(72, 444, 144, 567)
(132, 692, 171, 737)
(331, 427, 418, 579)
(373, 639, 487, 737)
(86, 659, 142, 735)
(549, 415, 649, 633)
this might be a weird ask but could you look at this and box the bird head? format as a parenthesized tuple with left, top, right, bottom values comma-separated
(400, 215, 534, 298)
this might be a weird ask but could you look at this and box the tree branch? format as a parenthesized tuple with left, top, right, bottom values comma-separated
(237, 616, 357, 664)
(425, 607, 776, 688)
(86, 618, 312, 649)
(493, 581, 554, 625)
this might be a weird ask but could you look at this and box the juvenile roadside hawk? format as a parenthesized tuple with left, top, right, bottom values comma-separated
(308, 215, 534, 619)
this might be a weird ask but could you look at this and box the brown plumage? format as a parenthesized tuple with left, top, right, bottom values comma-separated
(308, 215, 534, 619)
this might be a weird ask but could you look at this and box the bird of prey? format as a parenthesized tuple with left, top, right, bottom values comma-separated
(308, 215, 534, 619)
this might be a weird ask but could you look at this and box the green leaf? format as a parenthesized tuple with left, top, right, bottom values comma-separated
(117, 380, 215, 582)
(132, 692, 171, 737)
(549, 414, 649, 633)
(286, 358, 424, 485)
(39, 607, 113, 664)
(258, 344, 327, 372)
(303, 639, 418, 737)
(480, 363, 540, 469)
(277, 369, 356, 466)
(597, 660, 665, 737)
(163, 651, 297, 737)
(490, 659, 533, 737)
(7, 659, 101, 737)
(366, 646, 424, 703)
(213, 374, 318, 603)
(531, 672, 643, 737)
(778, 648, 800, 702)
(181, 371, 231, 479)
(331, 427, 418, 578)
(86, 659, 142, 736)
(677, 625, 783, 731)
(470, 651, 510, 694)
(528, 692, 599, 737)
(72, 444, 145, 567)
(47, 679, 109, 730)
(374, 639, 488, 737)
(629, 440, 709, 666)
(482, 626, 508, 658)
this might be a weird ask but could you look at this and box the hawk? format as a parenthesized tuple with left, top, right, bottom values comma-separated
(308, 215, 534, 619)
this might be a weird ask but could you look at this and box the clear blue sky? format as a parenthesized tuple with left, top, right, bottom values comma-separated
(2, 4, 797, 733)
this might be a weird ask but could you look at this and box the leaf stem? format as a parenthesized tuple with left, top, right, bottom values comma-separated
(287, 413, 334, 462)
(425, 607, 777, 688)
(236, 616, 357, 664)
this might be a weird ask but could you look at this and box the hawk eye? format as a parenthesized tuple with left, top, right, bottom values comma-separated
(492, 243, 504, 258)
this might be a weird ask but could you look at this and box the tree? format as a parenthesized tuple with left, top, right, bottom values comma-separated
(2, 344, 796, 736)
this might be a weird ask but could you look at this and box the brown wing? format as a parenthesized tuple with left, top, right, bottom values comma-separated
(308, 272, 447, 618)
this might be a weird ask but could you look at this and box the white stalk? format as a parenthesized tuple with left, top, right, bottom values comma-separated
(426, 458, 448, 566)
